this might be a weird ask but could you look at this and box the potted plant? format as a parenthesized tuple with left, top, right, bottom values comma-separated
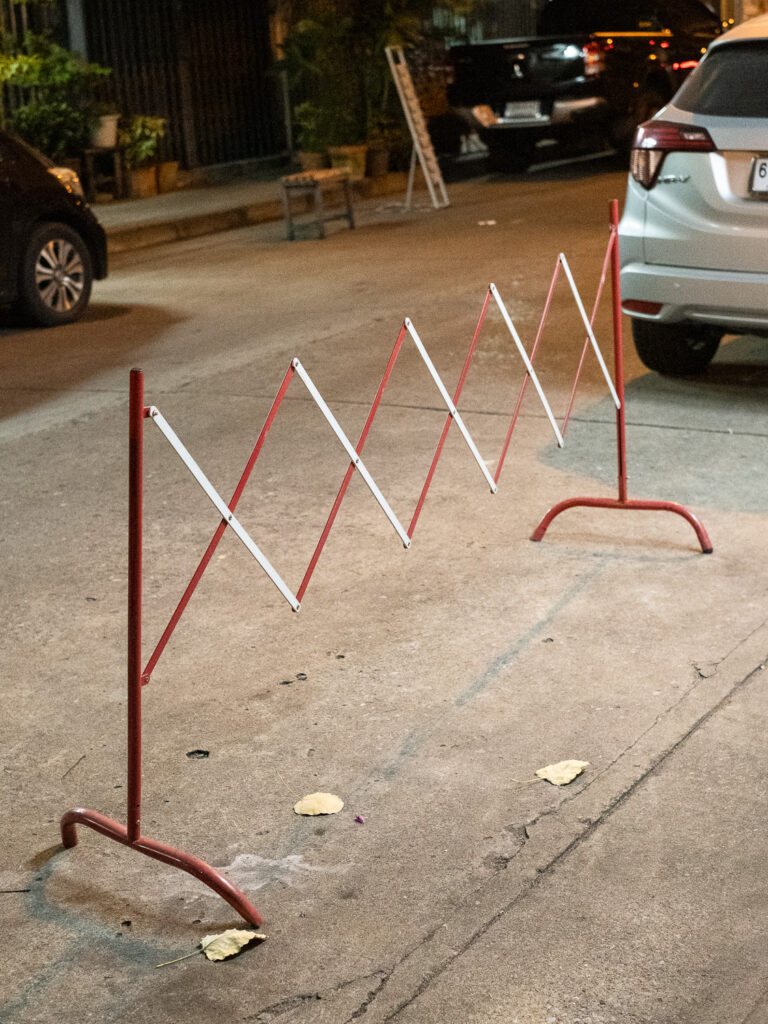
(278, 12, 368, 173)
(118, 115, 167, 197)
(292, 101, 329, 170)
(365, 119, 409, 178)
(0, 32, 111, 163)
(278, 3, 438, 181)
(90, 103, 121, 148)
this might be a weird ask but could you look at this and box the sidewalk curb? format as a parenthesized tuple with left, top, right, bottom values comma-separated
(103, 171, 424, 254)
(106, 197, 284, 254)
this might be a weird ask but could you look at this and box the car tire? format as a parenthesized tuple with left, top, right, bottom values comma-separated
(18, 222, 93, 326)
(632, 319, 722, 376)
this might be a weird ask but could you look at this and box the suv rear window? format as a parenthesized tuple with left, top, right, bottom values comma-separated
(674, 41, 768, 117)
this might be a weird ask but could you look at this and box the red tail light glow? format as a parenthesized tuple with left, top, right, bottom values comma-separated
(583, 41, 605, 76)
(630, 120, 715, 189)
(623, 299, 663, 315)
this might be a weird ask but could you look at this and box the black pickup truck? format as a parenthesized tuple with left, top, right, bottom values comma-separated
(446, 0, 723, 170)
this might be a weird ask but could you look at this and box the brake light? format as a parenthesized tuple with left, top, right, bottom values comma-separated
(583, 41, 605, 76)
(629, 120, 715, 189)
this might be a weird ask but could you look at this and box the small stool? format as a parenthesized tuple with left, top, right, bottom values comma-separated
(82, 146, 126, 202)
(281, 168, 355, 240)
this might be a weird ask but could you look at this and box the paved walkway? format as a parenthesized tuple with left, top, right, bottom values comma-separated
(95, 171, 416, 253)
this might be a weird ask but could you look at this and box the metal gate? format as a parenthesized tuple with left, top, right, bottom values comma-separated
(81, 0, 286, 169)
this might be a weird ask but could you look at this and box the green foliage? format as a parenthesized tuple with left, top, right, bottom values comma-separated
(11, 99, 89, 160)
(0, 32, 111, 159)
(118, 115, 166, 168)
(0, 33, 110, 91)
(279, 0, 479, 152)
(278, 2, 425, 148)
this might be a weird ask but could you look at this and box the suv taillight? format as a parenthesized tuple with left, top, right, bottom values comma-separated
(583, 41, 605, 76)
(630, 120, 715, 189)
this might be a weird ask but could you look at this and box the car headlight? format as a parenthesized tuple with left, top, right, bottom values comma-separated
(48, 166, 85, 198)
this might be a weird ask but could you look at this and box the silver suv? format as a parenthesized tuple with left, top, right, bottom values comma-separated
(619, 14, 768, 375)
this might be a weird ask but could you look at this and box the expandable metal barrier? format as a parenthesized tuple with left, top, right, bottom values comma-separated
(60, 200, 711, 928)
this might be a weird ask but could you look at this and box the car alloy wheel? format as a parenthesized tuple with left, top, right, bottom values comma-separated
(20, 221, 93, 326)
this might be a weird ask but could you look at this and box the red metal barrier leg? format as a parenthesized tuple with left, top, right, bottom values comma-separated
(59, 369, 263, 928)
(60, 809, 263, 926)
(531, 200, 713, 555)
(531, 496, 712, 553)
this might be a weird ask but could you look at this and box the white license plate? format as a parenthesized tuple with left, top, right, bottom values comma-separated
(503, 101, 541, 120)
(750, 156, 768, 194)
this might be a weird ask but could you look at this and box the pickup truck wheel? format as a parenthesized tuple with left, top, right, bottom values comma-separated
(632, 319, 722, 376)
(483, 132, 534, 173)
(487, 142, 533, 173)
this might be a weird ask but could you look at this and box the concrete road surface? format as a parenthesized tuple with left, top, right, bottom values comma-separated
(3, 159, 768, 1024)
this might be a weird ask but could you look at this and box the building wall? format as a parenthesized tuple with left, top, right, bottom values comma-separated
(74, 0, 286, 169)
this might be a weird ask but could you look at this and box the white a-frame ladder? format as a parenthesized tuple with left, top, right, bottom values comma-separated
(386, 46, 449, 211)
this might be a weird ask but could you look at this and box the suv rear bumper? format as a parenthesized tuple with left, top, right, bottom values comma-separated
(620, 260, 768, 333)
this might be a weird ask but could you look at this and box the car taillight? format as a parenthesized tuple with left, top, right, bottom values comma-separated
(583, 41, 605, 76)
(630, 120, 715, 189)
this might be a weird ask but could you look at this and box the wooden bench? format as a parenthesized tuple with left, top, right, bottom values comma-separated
(280, 168, 355, 241)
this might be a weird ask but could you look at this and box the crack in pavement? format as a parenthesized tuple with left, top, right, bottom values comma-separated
(245, 970, 388, 1023)
(334, 645, 768, 1023)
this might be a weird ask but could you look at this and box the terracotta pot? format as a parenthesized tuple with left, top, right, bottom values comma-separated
(328, 144, 368, 180)
(366, 147, 390, 179)
(297, 150, 328, 171)
(128, 165, 158, 199)
(156, 160, 178, 193)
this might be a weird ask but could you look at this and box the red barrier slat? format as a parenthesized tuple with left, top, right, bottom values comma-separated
(409, 288, 491, 538)
(142, 364, 296, 683)
(494, 260, 562, 484)
(561, 232, 614, 434)
(297, 323, 408, 601)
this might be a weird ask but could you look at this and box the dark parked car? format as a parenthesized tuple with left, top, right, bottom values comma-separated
(447, 0, 723, 170)
(0, 129, 107, 326)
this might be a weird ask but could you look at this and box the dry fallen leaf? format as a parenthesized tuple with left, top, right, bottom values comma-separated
(201, 928, 265, 961)
(535, 760, 589, 786)
(156, 928, 266, 967)
(293, 792, 344, 816)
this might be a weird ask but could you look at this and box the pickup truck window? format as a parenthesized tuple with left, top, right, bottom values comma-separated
(673, 41, 768, 117)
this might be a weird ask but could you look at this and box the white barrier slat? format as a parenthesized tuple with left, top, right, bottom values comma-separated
(291, 360, 411, 549)
(405, 318, 498, 493)
(490, 284, 565, 449)
(147, 407, 301, 611)
(558, 254, 621, 410)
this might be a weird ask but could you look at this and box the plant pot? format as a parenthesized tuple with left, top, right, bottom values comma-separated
(328, 144, 368, 180)
(366, 147, 390, 179)
(90, 113, 120, 149)
(156, 160, 179, 193)
(128, 165, 158, 199)
(297, 150, 328, 171)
